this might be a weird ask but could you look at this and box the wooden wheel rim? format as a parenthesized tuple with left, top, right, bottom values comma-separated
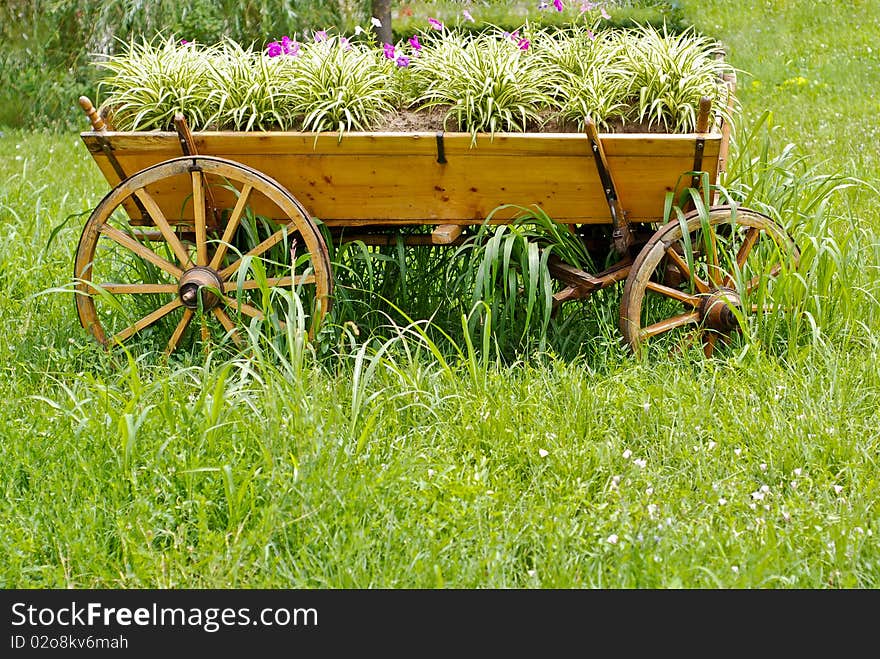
(619, 205, 799, 357)
(74, 156, 333, 353)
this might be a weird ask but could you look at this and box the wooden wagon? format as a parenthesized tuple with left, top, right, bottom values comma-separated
(74, 75, 798, 359)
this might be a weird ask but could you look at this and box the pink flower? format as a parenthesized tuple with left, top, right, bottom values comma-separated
(396, 55, 410, 68)
(580, 0, 596, 11)
(463, 10, 475, 23)
(428, 17, 444, 30)
(601, 6, 611, 19)
(266, 41, 282, 57)
(314, 30, 328, 42)
(179, 39, 189, 45)
(553, 0, 564, 11)
(383, 42, 396, 59)
(518, 38, 530, 50)
(340, 37, 351, 51)
(408, 35, 422, 51)
(280, 36, 300, 56)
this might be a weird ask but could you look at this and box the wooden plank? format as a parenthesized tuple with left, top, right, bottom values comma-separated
(431, 224, 463, 244)
(82, 131, 722, 225)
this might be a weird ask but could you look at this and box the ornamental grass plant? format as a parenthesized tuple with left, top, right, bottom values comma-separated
(93, 18, 736, 138)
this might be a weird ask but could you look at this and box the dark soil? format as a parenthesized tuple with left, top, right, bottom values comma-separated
(373, 105, 669, 134)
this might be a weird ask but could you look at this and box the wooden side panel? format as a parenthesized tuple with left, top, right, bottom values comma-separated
(81, 131, 722, 225)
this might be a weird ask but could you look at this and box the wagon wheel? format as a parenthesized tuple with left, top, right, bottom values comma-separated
(619, 205, 799, 358)
(74, 156, 333, 356)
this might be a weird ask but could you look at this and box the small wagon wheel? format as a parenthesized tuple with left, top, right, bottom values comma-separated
(619, 205, 799, 357)
(74, 156, 333, 355)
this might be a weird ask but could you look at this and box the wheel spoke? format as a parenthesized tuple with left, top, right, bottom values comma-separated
(100, 224, 183, 278)
(645, 281, 701, 307)
(99, 283, 178, 295)
(221, 274, 314, 293)
(164, 308, 194, 355)
(212, 307, 245, 346)
(112, 298, 183, 344)
(192, 170, 208, 266)
(134, 188, 193, 269)
(722, 227, 760, 288)
(702, 331, 718, 357)
(746, 263, 783, 293)
(209, 184, 253, 270)
(220, 227, 290, 279)
(220, 295, 264, 320)
(639, 311, 700, 340)
(665, 246, 709, 293)
(703, 226, 722, 287)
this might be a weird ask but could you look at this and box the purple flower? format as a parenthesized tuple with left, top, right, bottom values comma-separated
(281, 36, 300, 56)
(340, 36, 351, 51)
(179, 39, 189, 45)
(396, 55, 410, 68)
(408, 35, 422, 51)
(383, 42, 396, 59)
(538, 1, 549, 9)
(314, 30, 328, 42)
(266, 41, 283, 57)
(580, 0, 596, 11)
(518, 38, 530, 51)
(553, 0, 564, 11)
(428, 17, 444, 30)
(601, 6, 611, 19)
(463, 10, 475, 23)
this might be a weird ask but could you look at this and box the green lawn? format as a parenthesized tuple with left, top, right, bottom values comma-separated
(0, 0, 878, 588)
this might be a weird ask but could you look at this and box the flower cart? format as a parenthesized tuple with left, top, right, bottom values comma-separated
(72, 28, 798, 359)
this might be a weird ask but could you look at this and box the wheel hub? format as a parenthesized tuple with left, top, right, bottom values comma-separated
(178, 266, 224, 311)
(700, 288, 741, 332)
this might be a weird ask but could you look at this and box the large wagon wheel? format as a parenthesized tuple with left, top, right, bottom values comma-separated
(620, 205, 799, 357)
(74, 156, 333, 355)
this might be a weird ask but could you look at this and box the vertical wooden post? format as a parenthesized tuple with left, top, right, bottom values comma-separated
(78, 96, 106, 132)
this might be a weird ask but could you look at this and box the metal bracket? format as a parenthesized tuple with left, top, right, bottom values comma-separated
(435, 132, 447, 164)
(690, 137, 706, 190)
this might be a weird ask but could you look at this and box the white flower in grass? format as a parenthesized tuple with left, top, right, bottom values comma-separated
(645, 487, 653, 496)
(749, 503, 757, 510)
(759, 463, 767, 471)
(527, 569, 537, 577)
(834, 484, 844, 494)
(538, 448, 549, 458)
(794, 468, 802, 476)
(634, 458, 647, 469)
(611, 475, 621, 489)
(751, 490, 766, 500)
(732, 565, 739, 573)
(790, 480, 798, 489)
(354, 25, 365, 35)
(622, 449, 632, 459)
(708, 441, 717, 450)
(427, 468, 435, 478)
(718, 498, 728, 506)
(371, 17, 382, 28)
(647, 504, 658, 518)
(760, 485, 770, 493)
(606, 534, 619, 544)
(734, 448, 742, 456)
(642, 402, 650, 411)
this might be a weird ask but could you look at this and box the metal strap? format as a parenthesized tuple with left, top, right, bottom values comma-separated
(435, 132, 447, 164)
(690, 137, 706, 190)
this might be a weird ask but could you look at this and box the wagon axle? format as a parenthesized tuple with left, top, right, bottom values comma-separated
(177, 266, 223, 311)
(699, 288, 741, 332)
